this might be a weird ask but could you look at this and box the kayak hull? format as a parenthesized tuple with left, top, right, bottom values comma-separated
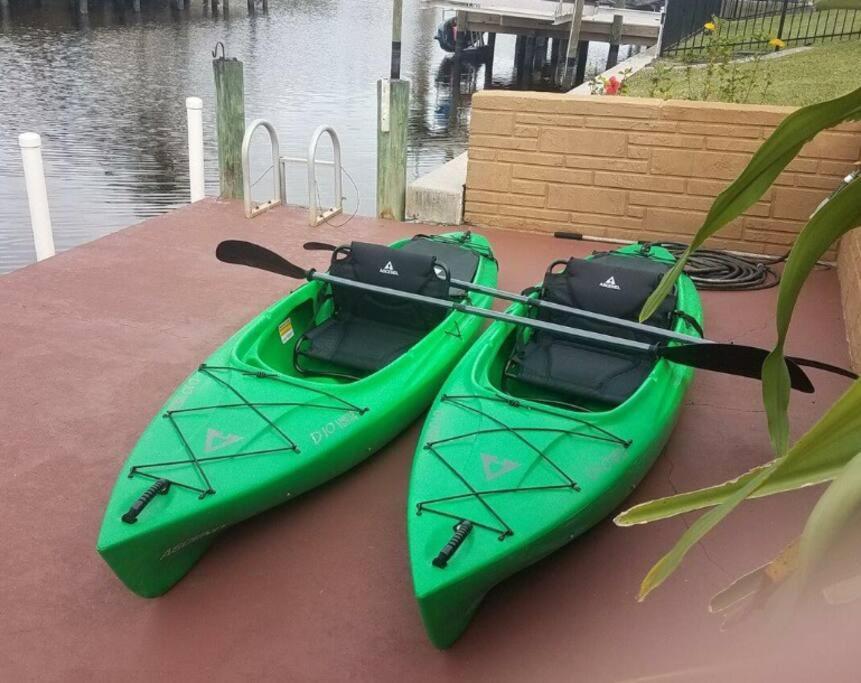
(407, 244, 702, 648)
(98, 232, 498, 597)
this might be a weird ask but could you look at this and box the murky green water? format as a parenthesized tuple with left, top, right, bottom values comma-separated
(0, 0, 621, 272)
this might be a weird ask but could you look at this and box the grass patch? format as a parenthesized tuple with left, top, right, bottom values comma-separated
(623, 39, 861, 106)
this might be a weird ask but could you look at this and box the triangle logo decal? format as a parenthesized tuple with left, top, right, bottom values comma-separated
(599, 275, 621, 290)
(204, 428, 243, 453)
(481, 453, 520, 481)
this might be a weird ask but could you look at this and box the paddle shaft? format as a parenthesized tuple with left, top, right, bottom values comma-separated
(309, 270, 659, 357)
(449, 277, 706, 346)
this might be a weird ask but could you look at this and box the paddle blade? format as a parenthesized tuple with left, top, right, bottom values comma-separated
(787, 356, 858, 381)
(659, 343, 815, 393)
(303, 241, 337, 251)
(216, 240, 309, 280)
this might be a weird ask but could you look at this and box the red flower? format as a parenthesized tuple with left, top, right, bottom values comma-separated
(604, 76, 622, 95)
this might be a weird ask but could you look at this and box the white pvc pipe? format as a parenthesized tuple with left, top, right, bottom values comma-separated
(18, 133, 56, 262)
(186, 97, 205, 203)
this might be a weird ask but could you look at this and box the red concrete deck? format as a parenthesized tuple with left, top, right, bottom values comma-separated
(1, 200, 857, 680)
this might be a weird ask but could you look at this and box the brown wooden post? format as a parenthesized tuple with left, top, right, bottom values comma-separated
(484, 32, 496, 88)
(606, 14, 623, 69)
(549, 38, 561, 87)
(574, 40, 589, 86)
(212, 52, 245, 199)
(562, 0, 584, 89)
(377, 0, 410, 220)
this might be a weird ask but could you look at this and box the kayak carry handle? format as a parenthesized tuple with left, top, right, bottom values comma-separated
(433, 520, 473, 568)
(121, 479, 171, 524)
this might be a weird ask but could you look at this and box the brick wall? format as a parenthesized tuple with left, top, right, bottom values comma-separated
(838, 230, 861, 372)
(465, 92, 861, 258)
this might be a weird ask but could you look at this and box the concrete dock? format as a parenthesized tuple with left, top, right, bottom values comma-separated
(1, 200, 858, 679)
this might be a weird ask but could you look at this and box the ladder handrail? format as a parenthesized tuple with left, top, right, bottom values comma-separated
(241, 119, 284, 218)
(307, 125, 343, 227)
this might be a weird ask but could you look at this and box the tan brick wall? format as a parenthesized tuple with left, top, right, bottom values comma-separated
(464, 93, 861, 258)
(838, 229, 861, 372)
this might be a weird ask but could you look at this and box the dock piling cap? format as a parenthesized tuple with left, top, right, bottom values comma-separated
(186, 97, 203, 110)
(18, 132, 42, 149)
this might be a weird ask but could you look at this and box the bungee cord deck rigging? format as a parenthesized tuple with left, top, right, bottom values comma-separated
(415, 393, 630, 542)
(125, 364, 368, 503)
(97, 231, 499, 598)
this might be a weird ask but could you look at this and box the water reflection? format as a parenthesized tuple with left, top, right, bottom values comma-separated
(0, 0, 622, 272)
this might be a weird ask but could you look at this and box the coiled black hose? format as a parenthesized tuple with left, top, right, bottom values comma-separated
(646, 242, 784, 291)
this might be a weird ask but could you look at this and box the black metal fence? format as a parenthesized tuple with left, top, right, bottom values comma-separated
(661, 0, 861, 57)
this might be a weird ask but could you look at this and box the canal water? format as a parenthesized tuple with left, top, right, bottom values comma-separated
(0, 0, 625, 273)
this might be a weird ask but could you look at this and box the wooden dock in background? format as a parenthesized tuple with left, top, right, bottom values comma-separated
(421, 0, 662, 89)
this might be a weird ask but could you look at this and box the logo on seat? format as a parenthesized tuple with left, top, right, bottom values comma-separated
(599, 275, 621, 290)
(379, 260, 399, 276)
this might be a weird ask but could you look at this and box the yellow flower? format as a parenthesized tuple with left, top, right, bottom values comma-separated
(704, 21, 716, 31)
(769, 37, 786, 48)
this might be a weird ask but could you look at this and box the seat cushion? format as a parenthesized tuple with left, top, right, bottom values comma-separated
(298, 314, 427, 374)
(510, 331, 655, 407)
(400, 237, 479, 298)
(507, 250, 676, 407)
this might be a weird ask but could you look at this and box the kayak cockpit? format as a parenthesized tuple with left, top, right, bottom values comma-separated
(495, 247, 692, 412)
(235, 234, 484, 383)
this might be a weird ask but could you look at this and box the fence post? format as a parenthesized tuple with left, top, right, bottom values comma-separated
(212, 51, 245, 200)
(775, 0, 790, 48)
(18, 133, 56, 262)
(186, 97, 206, 203)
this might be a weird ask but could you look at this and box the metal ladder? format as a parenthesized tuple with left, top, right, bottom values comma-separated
(241, 121, 343, 226)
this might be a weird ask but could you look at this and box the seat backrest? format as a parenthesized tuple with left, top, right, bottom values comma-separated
(538, 252, 677, 340)
(328, 241, 450, 331)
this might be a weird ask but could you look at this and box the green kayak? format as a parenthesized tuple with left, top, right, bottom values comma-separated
(407, 243, 702, 648)
(98, 231, 498, 597)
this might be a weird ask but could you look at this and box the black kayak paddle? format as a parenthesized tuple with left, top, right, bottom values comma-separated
(301, 240, 855, 382)
(217, 240, 815, 393)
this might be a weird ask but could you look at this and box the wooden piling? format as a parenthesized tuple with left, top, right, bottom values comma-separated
(574, 40, 589, 86)
(377, 0, 409, 221)
(562, 0, 584, 89)
(376, 79, 409, 221)
(132, 0, 140, 12)
(79, 0, 87, 15)
(391, 0, 403, 79)
(514, 35, 526, 88)
(484, 32, 496, 88)
(549, 38, 560, 87)
(606, 14, 623, 69)
(175, 0, 185, 10)
(555, 39, 568, 86)
(212, 55, 245, 200)
(523, 35, 535, 88)
(452, 10, 466, 87)
(247, 0, 253, 14)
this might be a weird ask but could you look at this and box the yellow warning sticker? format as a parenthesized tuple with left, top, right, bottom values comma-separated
(278, 317, 294, 344)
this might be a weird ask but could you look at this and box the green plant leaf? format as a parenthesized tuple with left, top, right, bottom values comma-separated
(762, 177, 861, 454)
(616, 379, 861, 527)
(634, 379, 861, 599)
(639, 85, 861, 322)
(775, 450, 861, 608)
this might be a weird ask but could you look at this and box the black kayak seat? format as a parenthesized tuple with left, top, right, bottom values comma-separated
(296, 238, 478, 377)
(506, 251, 677, 407)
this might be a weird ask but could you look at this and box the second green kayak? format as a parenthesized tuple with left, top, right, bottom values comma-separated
(407, 243, 703, 648)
